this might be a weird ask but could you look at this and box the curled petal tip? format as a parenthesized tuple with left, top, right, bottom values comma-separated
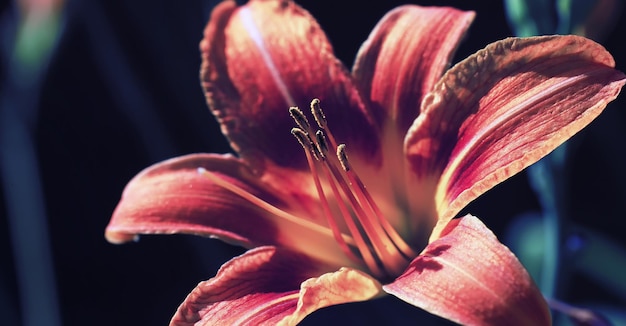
(105, 229, 139, 244)
(405, 35, 626, 240)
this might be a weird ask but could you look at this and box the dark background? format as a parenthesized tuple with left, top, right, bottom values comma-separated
(1, 0, 625, 325)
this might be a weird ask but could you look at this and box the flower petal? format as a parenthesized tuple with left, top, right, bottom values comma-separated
(170, 246, 382, 326)
(200, 0, 380, 171)
(106, 153, 357, 267)
(384, 215, 550, 326)
(277, 267, 382, 325)
(403, 35, 626, 240)
(105, 154, 281, 247)
(170, 246, 316, 326)
(353, 5, 474, 133)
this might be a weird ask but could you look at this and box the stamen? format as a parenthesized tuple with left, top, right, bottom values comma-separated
(290, 99, 417, 278)
(310, 98, 327, 129)
(336, 144, 351, 172)
(348, 170, 418, 259)
(289, 106, 310, 131)
(315, 130, 329, 158)
(291, 128, 321, 161)
(312, 101, 416, 263)
(320, 161, 385, 277)
(290, 133, 362, 266)
(337, 144, 417, 259)
(291, 128, 310, 151)
(324, 159, 407, 276)
(312, 101, 340, 158)
(292, 115, 382, 273)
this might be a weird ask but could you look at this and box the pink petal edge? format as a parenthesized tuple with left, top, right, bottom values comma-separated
(105, 153, 282, 248)
(170, 246, 382, 326)
(384, 215, 550, 326)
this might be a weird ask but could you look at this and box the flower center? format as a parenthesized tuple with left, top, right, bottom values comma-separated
(290, 99, 417, 279)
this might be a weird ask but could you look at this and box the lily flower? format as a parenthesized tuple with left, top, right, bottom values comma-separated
(105, 0, 626, 325)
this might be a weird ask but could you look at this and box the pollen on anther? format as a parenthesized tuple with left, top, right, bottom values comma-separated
(292, 128, 321, 160)
(291, 128, 310, 150)
(315, 130, 329, 157)
(289, 106, 311, 131)
(337, 144, 351, 172)
(310, 98, 327, 129)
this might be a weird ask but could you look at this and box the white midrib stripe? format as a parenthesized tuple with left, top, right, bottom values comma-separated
(239, 8, 297, 107)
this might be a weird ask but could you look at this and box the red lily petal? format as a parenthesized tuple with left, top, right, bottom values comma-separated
(201, 0, 380, 171)
(106, 154, 356, 266)
(404, 35, 626, 240)
(105, 154, 281, 247)
(384, 215, 550, 326)
(170, 246, 315, 326)
(171, 246, 382, 326)
(353, 5, 474, 134)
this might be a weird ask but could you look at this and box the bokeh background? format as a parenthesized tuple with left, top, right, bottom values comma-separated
(1, 0, 625, 325)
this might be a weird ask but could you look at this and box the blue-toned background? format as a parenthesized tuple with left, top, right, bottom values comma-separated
(1, 1, 625, 325)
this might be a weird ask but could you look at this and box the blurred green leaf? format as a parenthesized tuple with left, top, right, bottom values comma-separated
(13, 13, 61, 78)
(504, 0, 556, 36)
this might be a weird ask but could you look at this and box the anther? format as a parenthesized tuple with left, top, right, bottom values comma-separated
(315, 130, 329, 158)
(289, 106, 311, 131)
(292, 127, 321, 161)
(291, 128, 310, 150)
(310, 98, 327, 129)
(337, 144, 351, 171)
